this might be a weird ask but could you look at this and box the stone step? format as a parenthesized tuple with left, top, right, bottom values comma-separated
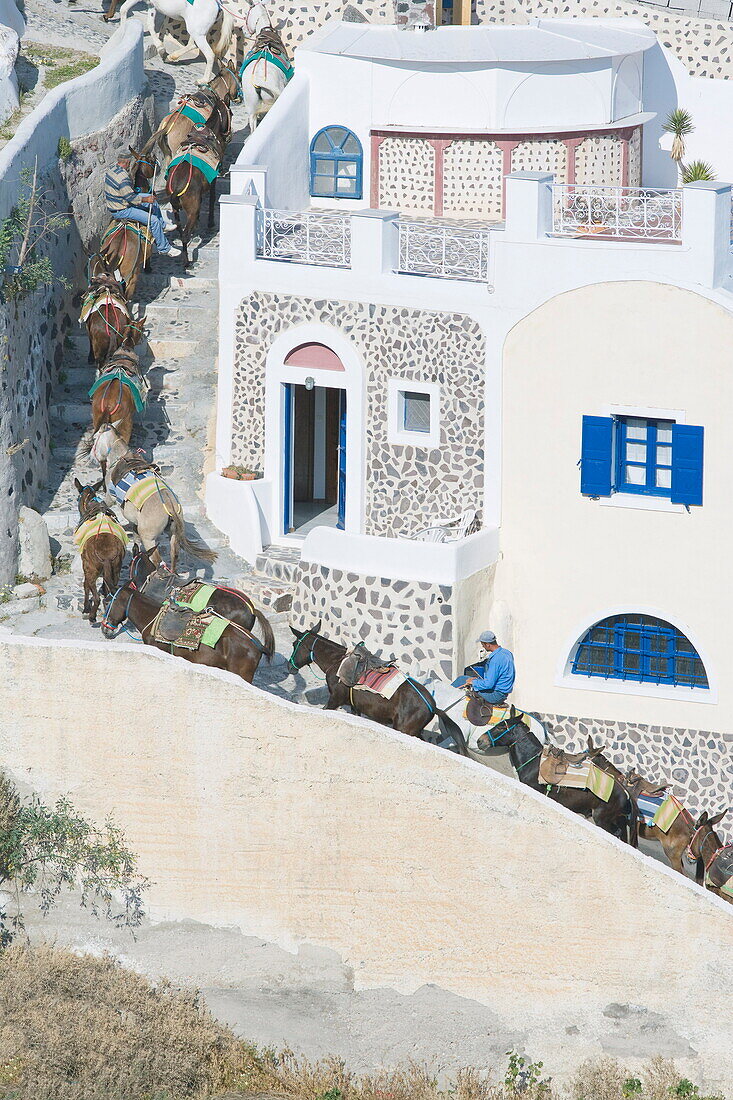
(147, 338, 201, 359)
(169, 274, 217, 292)
(143, 300, 217, 323)
(50, 403, 89, 425)
(43, 509, 77, 535)
(254, 546, 302, 585)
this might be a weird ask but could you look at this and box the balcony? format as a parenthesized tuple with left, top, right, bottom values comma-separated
(551, 184, 683, 242)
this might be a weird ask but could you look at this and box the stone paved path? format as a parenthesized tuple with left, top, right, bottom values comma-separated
(2, 0, 310, 705)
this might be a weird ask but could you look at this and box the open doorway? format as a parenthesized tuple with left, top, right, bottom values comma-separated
(284, 383, 346, 535)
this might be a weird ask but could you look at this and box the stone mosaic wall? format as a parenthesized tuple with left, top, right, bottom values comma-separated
(511, 138, 568, 179)
(479, 0, 733, 80)
(231, 293, 486, 537)
(378, 137, 435, 214)
(291, 560, 456, 679)
(628, 125, 642, 186)
(576, 133, 624, 186)
(443, 139, 503, 218)
(0, 93, 154, 583)
(539, 711, 733, 842)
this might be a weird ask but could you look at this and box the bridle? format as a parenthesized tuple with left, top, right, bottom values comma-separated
(288, 627, 317, 671)
(685, 823, 732, 870)
(100, 585, 140, 639)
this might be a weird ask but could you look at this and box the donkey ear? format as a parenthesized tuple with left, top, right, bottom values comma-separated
(92, 478, 104, 492)
(710, 808, 729, 826)
(313, 618, 322, 633)
(128, 146, 139, 158)
(696, 811, 709, 827)
(73, 477, 83, 492)
(289, 626, 300, 637)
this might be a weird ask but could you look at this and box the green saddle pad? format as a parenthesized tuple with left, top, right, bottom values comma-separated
(167, 152, 219, 185)
(88, 369, 146, 414)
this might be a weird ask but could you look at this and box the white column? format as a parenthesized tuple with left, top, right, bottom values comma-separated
(229, 164, 268, 202)
(503, 172, 554, 243)
(350, 210, 399, 277)
(681, 181, 732, 289)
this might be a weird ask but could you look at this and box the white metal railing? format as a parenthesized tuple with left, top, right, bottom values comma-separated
(397, 220, 491, 281)
(552, 185, 683, 241)
(257, 209, 351, 267)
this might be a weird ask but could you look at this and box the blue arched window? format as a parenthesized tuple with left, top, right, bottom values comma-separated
(571, 614, 708, 689)
(310, 126, 363, 199)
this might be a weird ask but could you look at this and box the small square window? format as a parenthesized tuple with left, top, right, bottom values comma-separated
(403, 391, 431, 433)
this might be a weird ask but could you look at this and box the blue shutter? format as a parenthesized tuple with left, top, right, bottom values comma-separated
(580, 415, 614, 497)
(671, 424, 704, 507)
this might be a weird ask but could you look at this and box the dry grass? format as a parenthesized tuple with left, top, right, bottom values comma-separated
(0, 946, 724, 1100)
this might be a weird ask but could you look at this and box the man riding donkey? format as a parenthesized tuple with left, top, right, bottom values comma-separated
(456, 630, 516, 714)
(104, 155, 181, 259)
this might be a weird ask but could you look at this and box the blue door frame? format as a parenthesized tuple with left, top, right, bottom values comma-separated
(283, 383, 347, 535)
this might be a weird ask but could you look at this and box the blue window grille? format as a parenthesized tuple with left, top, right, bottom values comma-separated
(310, 126, 363, 199)
(615, 416, 673, 496)
(572, 614, 708, 689)
(403, 391, 431, 433)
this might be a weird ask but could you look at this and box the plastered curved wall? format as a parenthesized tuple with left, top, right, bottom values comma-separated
(1, 635, 731, 1086)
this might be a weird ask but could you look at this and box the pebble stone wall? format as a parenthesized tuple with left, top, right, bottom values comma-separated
(378, 137, 436, 214)
(576, 133, 624, 186)
(290, 561, 457, 678)
(511, 137, 568, 178)
(538, 711, 733, 840)
(0, 92, 154, 584)
(443, 139, 503, 218)
(231, 292, 486, 538)
(480, 0, 733, 80)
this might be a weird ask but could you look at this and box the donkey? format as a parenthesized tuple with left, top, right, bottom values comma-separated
(89, 322, 147, 446)
(113, 0, 234, 85)
(624, 767, 698, 876)
(240, 2, 293, 132)
(73, 480, 127, 624)
(166, 125, 225, 266)
(101, 585, 271, 684)
(287, 621, 468, 754)
(478, 714, 638, 844)
(90, 424, 216, 573)
(686, 809, 732, 903)
(98, 149, 161, 300)
(150, 62, 240, 169)
(128, 544, 275, 653)
(83, 269, 133, 370)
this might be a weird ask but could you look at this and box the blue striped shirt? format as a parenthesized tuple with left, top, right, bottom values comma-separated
(104, 165, 138, 214)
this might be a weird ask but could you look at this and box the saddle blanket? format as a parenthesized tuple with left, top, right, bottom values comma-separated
(167, 149, 220, 185)
(240, 49, 294, 82)
(88, 369, 147, 414)
(109, 470, 161, 510)
(73, 514, 128, 554)
(79, 291, 128, 326)
(152, 603, 229, 651)
(176, 581, 217, 613)
(719, 875, 733, 900)
(637, 793, 683, 833)
(538, 749, 614, 802)
(103, 220, 155, 251)
(355, 666, 406, 699)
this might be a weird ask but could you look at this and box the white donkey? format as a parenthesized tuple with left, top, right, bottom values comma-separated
(112, 0, 235, 85)
(239, 1, 293, 132)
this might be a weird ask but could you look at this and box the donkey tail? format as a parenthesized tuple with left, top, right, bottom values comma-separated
(213, 8, 234, 57)
(625, 787, 640, 848)
(253, 605, 275, 662)
(171, 510, 218, 563)
(101, 556, 117, 596)
(436, 708, 469, 757)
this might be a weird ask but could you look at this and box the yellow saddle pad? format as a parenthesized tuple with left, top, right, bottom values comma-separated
(74, 514, 128, 554)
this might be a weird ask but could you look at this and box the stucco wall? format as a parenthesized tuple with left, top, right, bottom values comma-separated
(0, 634, 731, 1086)
(0, 22, 152, 584)
(496, 281, 733, 796)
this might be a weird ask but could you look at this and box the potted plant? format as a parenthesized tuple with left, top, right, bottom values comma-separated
(681, 160, 716, 183)
(221, 464, 260, 481)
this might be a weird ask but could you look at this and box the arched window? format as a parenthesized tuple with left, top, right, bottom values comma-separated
(571, 615, 708, 689)
(310, 126, 363, 199)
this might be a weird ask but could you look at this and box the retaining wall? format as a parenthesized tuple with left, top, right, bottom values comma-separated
(0, 21, 153, 584)
(1, 634, 731, 1087)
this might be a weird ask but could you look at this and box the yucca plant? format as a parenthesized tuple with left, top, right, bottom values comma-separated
(681, 159, 716, 183)
(663, 108, 695, 166)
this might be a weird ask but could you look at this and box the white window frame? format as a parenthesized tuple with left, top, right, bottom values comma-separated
(387, 379, 441, 448)
(599, 402, 687, 515)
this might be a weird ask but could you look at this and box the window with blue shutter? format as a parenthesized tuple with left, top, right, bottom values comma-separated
(580, 414, 704, 505)
(572, 614, 708, 689)
(310, 127, 363, 199)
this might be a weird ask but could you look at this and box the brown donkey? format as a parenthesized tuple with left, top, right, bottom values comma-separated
(89, 319, 147, 446)
(165, 126, 224, 267)
(624, 767, 698, 876)
(73, 480, 128, 623)
(687, 810, 733, 903)
(99, 148, 160, 300)
(82, 270, 132, 369)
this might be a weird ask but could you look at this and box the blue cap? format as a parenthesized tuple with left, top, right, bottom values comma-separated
(478, 630, 497, 644)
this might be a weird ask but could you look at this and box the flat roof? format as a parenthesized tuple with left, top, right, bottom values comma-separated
(303, 18, 656, 63)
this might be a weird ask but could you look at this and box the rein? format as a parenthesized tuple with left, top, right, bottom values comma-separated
(100, 585, 141, 641)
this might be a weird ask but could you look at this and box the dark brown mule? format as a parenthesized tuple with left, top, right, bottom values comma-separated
(166, 126, 225, 267)
(99, 149, 160, 300)
(83, 270, 132, 369)
(89, 322, 147, 446)
(128, 544, 275, 653)
(287, 622, 468, 754)
(476, 715, 638, 843)
(101, 584, 272, 684)
(624, 767, 697, 875)
(73, 480, 127, 624)
(686, 810, 733, 903)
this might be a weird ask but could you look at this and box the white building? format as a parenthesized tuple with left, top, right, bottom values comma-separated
(208, 17, 733, 816)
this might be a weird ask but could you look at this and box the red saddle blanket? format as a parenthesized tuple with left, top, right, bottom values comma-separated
(357, 666, 406, 698)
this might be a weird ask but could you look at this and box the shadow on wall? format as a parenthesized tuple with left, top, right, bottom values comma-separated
(642, 42, 681, 189)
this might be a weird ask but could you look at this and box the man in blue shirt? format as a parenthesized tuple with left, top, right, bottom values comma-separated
(465, 630, 516, 704)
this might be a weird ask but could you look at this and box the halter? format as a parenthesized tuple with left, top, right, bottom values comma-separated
(685, 824, 733, 870)
(288, 627, 328, 680)
(100, 585, 140, 640)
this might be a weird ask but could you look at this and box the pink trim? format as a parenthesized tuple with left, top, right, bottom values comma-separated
(432, 138, 449, 217)
(563, 136, 583, 187)
(370, 133, 381, 208)
(284, 343, 345, 372)
(496, 139, 520, 217)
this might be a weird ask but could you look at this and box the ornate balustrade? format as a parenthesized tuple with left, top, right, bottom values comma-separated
(396, 220, 491, 281)
(552, 185, 683, 241)
(257, 209, 352, 268)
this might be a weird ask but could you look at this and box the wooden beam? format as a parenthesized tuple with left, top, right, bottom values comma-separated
(454, 0, 471, 25)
